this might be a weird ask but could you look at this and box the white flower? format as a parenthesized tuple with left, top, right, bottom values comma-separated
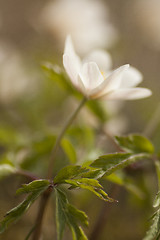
(39, 0, 117, 55)
(63, 36, 152, 100)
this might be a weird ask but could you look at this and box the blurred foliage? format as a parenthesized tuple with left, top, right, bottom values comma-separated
(0, 61, 158, 240)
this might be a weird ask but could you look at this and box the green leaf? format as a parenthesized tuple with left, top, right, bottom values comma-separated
(143, 210, 160, 240)
(0, 164, 16, 180)
(115, 134, 154, 154)
(78, 185, 114, 202)
(54, 165, 88, 184)
(143, 190, 160, 240)
(64, 178, 102, 188)
(64, 179, 114, 202)
(16, 179, 50, 195)
(56, 189, 67, 240)
(70, 225, 88, 240)
(42, 63, 73, 93)
(90, 153, 149, 176)
(61, 138, 77, 164)
(80, 169, 104, 180)
(155, 160, 160, 190)
(55, 166, 114, 202)
(67, 204, 88, 227)
(0, 180, 50, 233)
(153, 192, 160, 208)
(55, 188, 88, 240)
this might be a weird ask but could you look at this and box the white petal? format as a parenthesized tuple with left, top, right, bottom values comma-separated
(120, 66, 143, 88)
(83, 50, 112, 72)
(90, 64, 129, 99)
(63, 54, 81, 87)
(79, 62, 104, 90)
(102, 88, 152, 100)
(63, 35, 82, 87)
(64, 35, 76, 57)
(77, 76, 88, 96)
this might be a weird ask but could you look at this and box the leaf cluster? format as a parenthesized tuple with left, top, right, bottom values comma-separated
(0, 133, 155, 240)
(54, 165, 114, 202)
(56, 188, 88, 240)
(143, 161, 160, 240)
(143, 192, 160, 240)
(0, 180, 50, 233)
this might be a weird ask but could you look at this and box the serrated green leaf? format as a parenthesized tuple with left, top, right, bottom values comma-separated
(55, 188, 88, 240)
(0, 182, 49, 233)
(70, 225, 88, 240)
(56, 189, 67, 240)
(54, 165, 88, 184)
(96, 188, 115, 202)
(64, 178, 102, 188)
(67, 204, 88, 227)
(61, 138, 77, 164)
(153, 192, 160, 208)
(78, 184, 114, 202)
(0, 164, 16, 180)
(16, 179, 50, 195)
(90, 153, 149, 176)
(115, 134, 154, 154)
(155, 160, 160, 190)
(80, 169, 104, 179)
(90, 153, 131, 169)
(143, 210, 160, 240)
(64, 179, 114, 202)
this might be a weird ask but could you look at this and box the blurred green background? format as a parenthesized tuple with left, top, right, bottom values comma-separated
(0, 0, 160, 239)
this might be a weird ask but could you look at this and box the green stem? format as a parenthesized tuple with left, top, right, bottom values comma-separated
(16, 169, 39, 181)
(32, 186, 53, 240)
(32, 97, 87, 240)
(47, 96, 87, 179)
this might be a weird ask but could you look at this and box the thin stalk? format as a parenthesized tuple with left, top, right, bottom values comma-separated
(32, 97, 87, 240)
(25, 226, 36, 240)
(32, 186, 53, 240)
(16, 169, 39, 181)
(47, 96, 87, 179)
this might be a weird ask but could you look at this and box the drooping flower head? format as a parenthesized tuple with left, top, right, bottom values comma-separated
(63, 35, 152, 100)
